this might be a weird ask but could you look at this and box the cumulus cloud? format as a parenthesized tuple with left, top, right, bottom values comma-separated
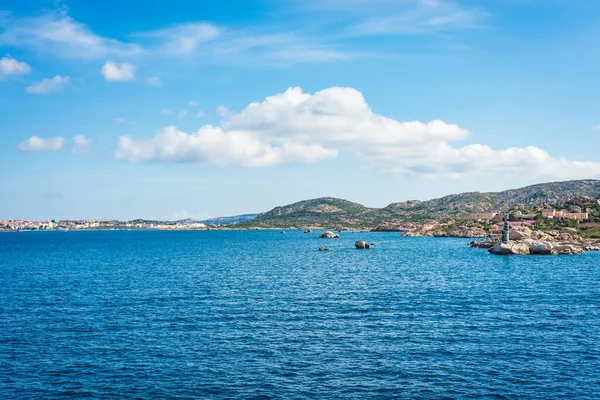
(25, 75, 70, 94)
(114, 86, 600, 180)
(18, 136, 66, 151)
(0, 55, 31, 78)
(115, 125, 336, 166)
(146, 76, 162, 87)
(102, 61, 135, 81)
(72, 135, 91, 155)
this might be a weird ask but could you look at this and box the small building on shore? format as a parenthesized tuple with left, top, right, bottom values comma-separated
(467, 212, 497, 221)
(541, 208, 588, 221)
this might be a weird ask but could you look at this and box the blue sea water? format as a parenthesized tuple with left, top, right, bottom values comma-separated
(1, 230, 600, 399)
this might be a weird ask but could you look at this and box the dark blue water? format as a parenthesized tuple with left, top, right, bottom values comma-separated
(2, 231, 599, 399)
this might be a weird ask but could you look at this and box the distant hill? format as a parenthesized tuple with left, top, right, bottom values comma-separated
(237, 180, 600, 228)
(202, 213, 259, 226)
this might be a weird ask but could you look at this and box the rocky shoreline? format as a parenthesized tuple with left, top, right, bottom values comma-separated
(470, 227, 600, 255)
(372, 220, 487, 238)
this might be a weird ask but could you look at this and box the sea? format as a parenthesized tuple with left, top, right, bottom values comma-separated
(1, 230, 599, 399)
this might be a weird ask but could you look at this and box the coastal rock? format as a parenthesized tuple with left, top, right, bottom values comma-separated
(553, 244, 584, 255)
(529, 241, 554, 255)
(489, 242, 531, 255)
(470, 240, 493, 248)
(530, 231, 551, 241)
(320, 231, 340, 239)
(371, 222, 416, 232)
(509, 228, 532, 241)
(355, 240, 370, 249)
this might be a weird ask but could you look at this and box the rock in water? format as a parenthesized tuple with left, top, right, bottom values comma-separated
(321, 231, 340, 239)
(529, 242, 553, 255)
(355, 240, 370, 249)
(489, 242, 530, 255)
(318, 246, 330, 251)
(470, 240, 493, 249)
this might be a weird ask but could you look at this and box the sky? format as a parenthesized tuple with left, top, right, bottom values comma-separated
(2, 0, 600, 221)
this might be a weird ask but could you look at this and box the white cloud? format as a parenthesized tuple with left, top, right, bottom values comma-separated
(18, 136, 66, 151)
(594, 125, 600, 131)
(146, 76, 163, 87)
(114, 86, 600, 180)
(188, 100, 200, 106)
(136, 22, 220, 55)
(161, 108, 173, 114)
(196, 110, 205, 118)
(72, 135, 91, 155)
(178, 110, 188, 119)
(115, 117, 126, 123)
(0, 10, 141, 59)
(25, 75, 70, 94)
(115, 125, 335, 166)
(216, 105, 231, 117)
(102, 61, 135, 81)
(0, 55, 31, 78)
(298, 0, 486, 36)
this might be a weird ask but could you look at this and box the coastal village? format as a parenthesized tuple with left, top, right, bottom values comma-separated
(0, 219, 208, 232)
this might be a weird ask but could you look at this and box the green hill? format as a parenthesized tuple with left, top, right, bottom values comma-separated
(237, 180, 600, 228)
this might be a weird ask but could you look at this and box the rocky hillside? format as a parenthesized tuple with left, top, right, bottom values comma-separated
(240, 197, 387, 228)
(237, 180, 600, 228)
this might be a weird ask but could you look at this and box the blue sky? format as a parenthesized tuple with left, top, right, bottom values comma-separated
(2, 0, 600, 220)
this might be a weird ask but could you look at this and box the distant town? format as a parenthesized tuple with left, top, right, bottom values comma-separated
(0, 219, 210, 232)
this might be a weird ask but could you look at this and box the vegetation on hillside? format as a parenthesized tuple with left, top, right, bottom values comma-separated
(235, 180, 600, 229)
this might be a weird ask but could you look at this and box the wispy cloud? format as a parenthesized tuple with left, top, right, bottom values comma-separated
(0, 55, 31, 78)
(177, 109, 187, 119)
(1, 2, 484, 71)
(161, 108, 173, 115)
(289, 0, 486, 36)
(146, 76, 162, 87)
(216, 105, 231, 117)
(135, 22, 220, 55)
(25, 75, 70, 94)
(0, 10, 141, 59)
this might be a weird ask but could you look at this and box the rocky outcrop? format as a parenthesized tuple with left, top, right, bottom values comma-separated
(470, 239, 494, 248)
(473, 228, 600, 255)
(490, 242, 531, 255)
(320, 231, 340, 239)
(355, 240, 370, 249)
(371, 222, 416, 232)
(402, 221, 486, 238)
